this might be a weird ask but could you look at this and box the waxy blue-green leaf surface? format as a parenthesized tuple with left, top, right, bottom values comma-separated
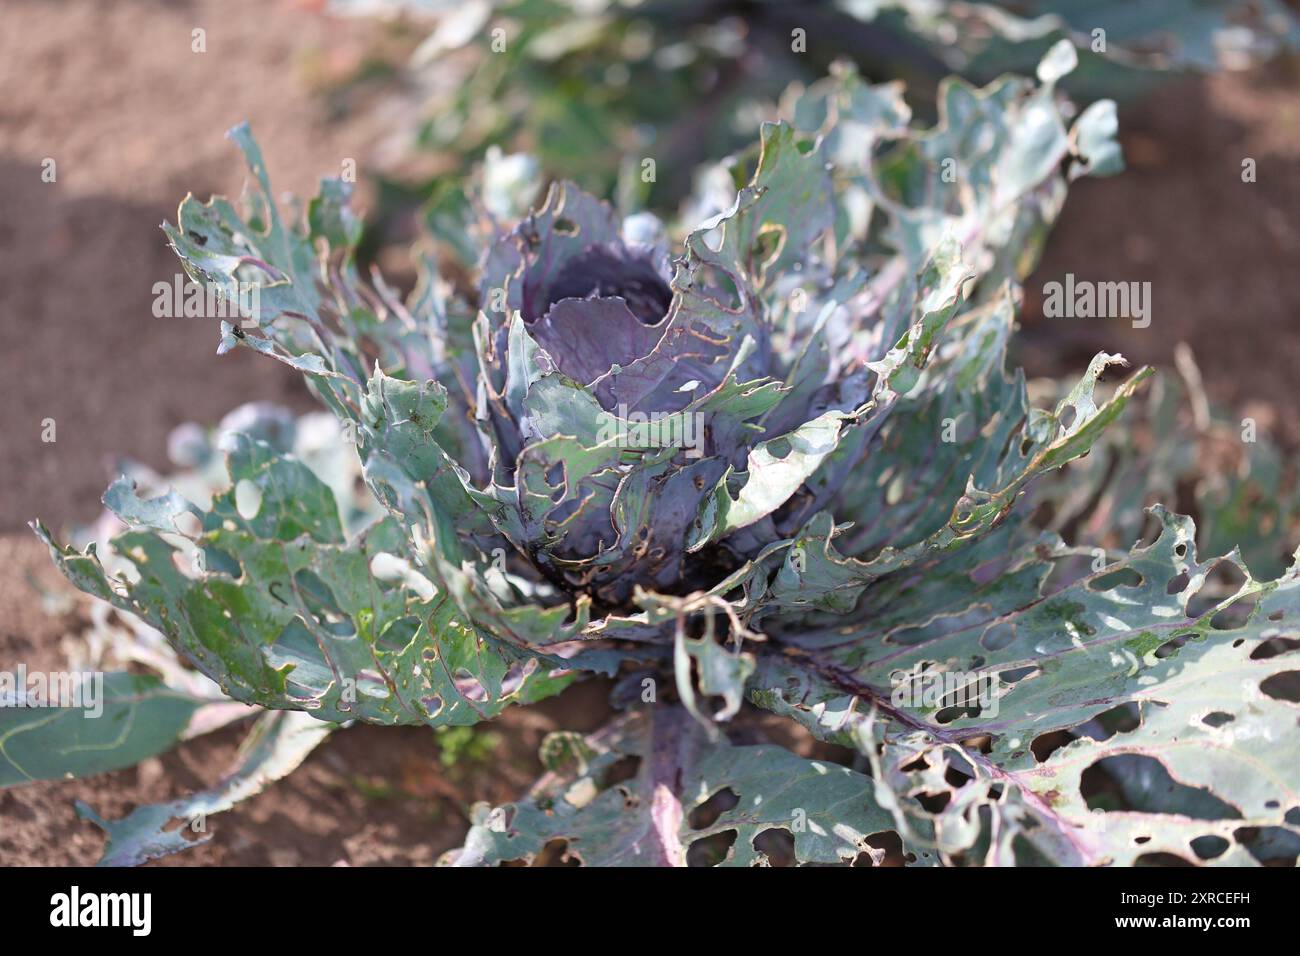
(0, 673, 208, 788)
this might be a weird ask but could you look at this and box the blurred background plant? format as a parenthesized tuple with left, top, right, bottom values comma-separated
(313, 0, 1299, 219)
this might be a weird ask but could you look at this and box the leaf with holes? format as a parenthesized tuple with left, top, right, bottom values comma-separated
(444, 705, 925, 867)
(747, 507, 1300, 865)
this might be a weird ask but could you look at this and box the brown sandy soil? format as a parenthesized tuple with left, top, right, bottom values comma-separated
(0, 0, 398, 534)
(1, 1, 1298, 866)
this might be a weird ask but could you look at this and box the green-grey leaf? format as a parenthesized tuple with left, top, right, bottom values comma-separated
(38, 438, 576, 726)
(446, 706, 923, 867)
(0, 672, 207, 787)
(749, 508, 1300, 866)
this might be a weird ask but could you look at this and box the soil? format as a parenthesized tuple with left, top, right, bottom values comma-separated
(1, 0, 1297, 865)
